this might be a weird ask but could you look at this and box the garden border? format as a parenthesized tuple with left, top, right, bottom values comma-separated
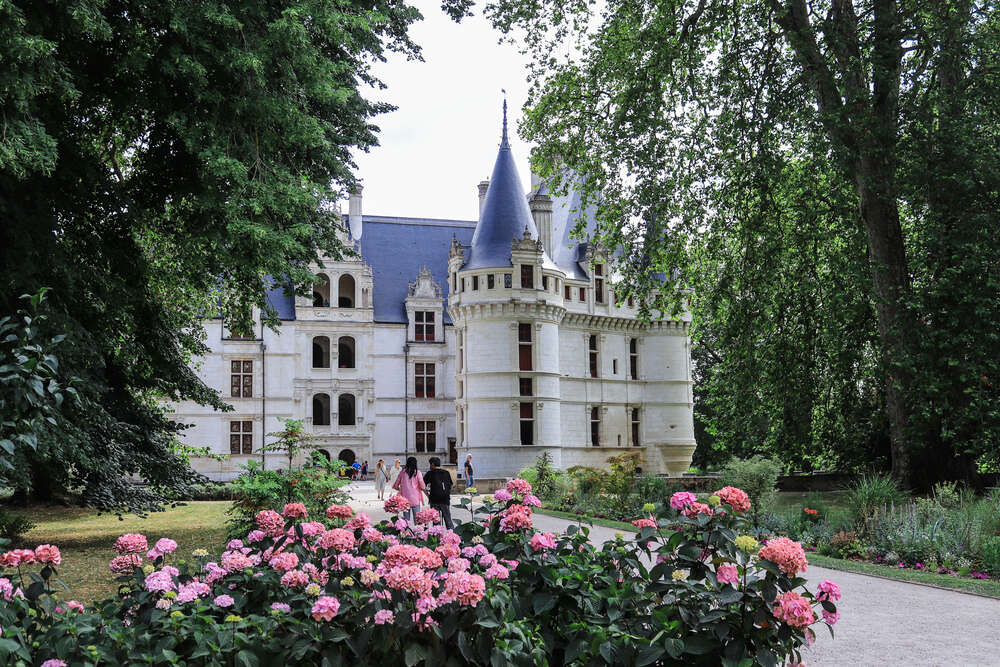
(808, 555, 1000, 600)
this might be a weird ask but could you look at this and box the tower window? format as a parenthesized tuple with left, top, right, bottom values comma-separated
(415, 311, 435, 341)
(416, 420, 436, 452)
(629, 338, 638, 380)
(542, 275, 548, 290)
(231, 360, 253, 397)
(473, 275, 479, 290)
(631, 407, 640, 446)
(520, 265, 534, 289)
(594, 264, 604, 303)
(613, 358, 618, 375)
(588, 335, 599, 378)
(415, 362, 436, 398)
(628, 295, 635, 307)
(461, 277, 466, 292)
(519, 377, 533, 396)
(518, 323, 532, 371)
(590, 407, 600, 446)
(520, 402, 534, 445)
(564, 285, 571, 299)
(313, 393, 331, 425)
(504, 273, 512, 288)
(487, 274, 495, 289)
(579, 287, 586, 301)
(229, 421, 253, 455)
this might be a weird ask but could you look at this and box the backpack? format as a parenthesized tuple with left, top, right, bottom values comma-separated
(427, 469, 452, 503)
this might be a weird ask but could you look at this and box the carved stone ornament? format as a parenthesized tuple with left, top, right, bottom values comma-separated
(407, 267, 442, 299)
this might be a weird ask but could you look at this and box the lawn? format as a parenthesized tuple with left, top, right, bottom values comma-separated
(808, 553, 1000, 599)
(12, 502, 230, 604)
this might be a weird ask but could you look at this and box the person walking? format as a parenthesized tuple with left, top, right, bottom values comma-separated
(374, 459, 390, 500)
(392, 456, 425, 523)
(423, 456, 454, 529)
(361, 460, 368, 481)
(464, 454, 475, 490)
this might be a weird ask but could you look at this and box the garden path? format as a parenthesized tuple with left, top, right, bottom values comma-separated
(344, 482, 1000, 666)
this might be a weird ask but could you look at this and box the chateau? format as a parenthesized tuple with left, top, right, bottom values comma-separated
(172, 111, 696, 481)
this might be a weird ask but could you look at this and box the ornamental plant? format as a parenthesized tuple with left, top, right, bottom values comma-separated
(0, 480, 839, 666)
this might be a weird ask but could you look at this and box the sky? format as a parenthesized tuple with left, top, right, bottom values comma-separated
(350, 0, 535, 222)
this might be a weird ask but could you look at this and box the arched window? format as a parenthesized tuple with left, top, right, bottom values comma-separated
(338, 336, 355, 369)
(338, 394, 356, 426)
(338, 274, 355, 308)
(312, 336, 330, 368)
(313, 274, 331, 307)
(313, 393, 331, 426)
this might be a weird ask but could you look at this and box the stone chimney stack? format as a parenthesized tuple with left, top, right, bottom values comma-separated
(477, 179, 490, 217)
(528, 181, 553, 254)
(348, 183, 363, 240)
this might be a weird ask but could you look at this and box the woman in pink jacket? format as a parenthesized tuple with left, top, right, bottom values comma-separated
(392, 456, 425, 523)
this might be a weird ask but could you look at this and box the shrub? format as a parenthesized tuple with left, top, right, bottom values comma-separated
(983, 537, 1000, 575)
(828, 531, 864, 560)
(0, 481, 839, 665)
(515, 466, 538, 487)
(849, 472, 905, 531)
(719, 456, 782, 526)
(532, 452, 557, 501)
(0, 509, 35, 544)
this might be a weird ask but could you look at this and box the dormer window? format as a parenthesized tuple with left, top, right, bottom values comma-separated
(520, 265, 533, 289)
(415, 311, 435, 341)
(594, 264, 604, 303)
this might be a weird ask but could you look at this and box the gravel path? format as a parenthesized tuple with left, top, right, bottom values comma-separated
(345, 483, 1000, 666)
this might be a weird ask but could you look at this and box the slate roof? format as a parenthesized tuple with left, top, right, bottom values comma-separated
(549, 179, 599, 281)
(359, 215, 476, 324)
(265, 280, 297, 320)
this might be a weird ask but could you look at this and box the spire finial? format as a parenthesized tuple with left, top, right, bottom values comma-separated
(501, 90, 509, 148)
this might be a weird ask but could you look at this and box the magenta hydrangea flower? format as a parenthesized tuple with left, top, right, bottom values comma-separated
(154, 538, 178, 555)
(113, 533, 148, 555)
(270, 602, 291, 613)
(522, 494, 542, 507)
(772, 591, 815, 627)
(40, 660, 67, 667)
(34, 544, 62, 565)
(311, 596, 340, 621)
(383, 495, 411, 515)
(213, 594, 235, 608)
(109, 554, 143, 574)
(816, 579, 842, 602)
(493, 489, 513, 502)
(716, 564, 739, 586)
(669, 492, 698, 510)
(823, 609, 840, 625)
(374, 609, 395, 625)
(326, 504, 354, 519)
(530, 532, 557, 552)
(506, 478, 532, 496)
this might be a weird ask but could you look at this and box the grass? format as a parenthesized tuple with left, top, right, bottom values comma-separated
(10, 501, 230, 604)
(534, 507, 638, 533)
(807, 553, 1000, 598)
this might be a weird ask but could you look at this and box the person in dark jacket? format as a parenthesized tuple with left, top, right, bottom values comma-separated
(423, 457, 454, 529)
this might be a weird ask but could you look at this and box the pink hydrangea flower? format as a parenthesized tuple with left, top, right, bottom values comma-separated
(823, 609, 840, 625)
(714, 487, 751, 513)
(484, 563, 509, 580)
(493, 489, 513, 502)
(299, 521, 325, 537)
(681, 502, 713, 519)
(282, 503, 308, 519)
(436, 543, 461, 560)
(374, 609, 395, 625)
(213, 594, 235, 608)
(669, 492, 698, 510)
(114, 534, 148, 555)
(361, 526, 384, 543)
(631, 517, 657, 530)
(438, 571, 486, 607)
(816, 579, 842, 602)
(245, 530, 266, 543)
(109, 554, 143, 574)
(154, 538, 178, 555)
(530, 532, 557, 552)
(447, 557, 471, 573)
(506, 478, 532, 496)
(269, 551, 299, 572)
(311, 595, 340, 621)
(34, 544, 61, 566)
(522, 494, 542, 507)
(280, 570, 310, 588)
(146, 548, 162, 561)
(771, 591, 816, 627)
(326, 504, 354, 520)
(716, 564, 739, 586)
(221, 551, 254, 572)
(270, 602, 291, 613)
(416, 508, 441, 524)
(384, 495, 411, 514)
(317, 528, 356, 553)
(758, 537, 809, 577)
(176, 581, 211, 603)
(144, 570, 176, 593)
(40, 660, 66, 667)
(384, 565, 437, 597)
(344, 513, 371, 531)
(65, 600, 84, 613)
(227, 539, 244, 550)
(255, 510, 285, 536)
(499, 504, 533, 532)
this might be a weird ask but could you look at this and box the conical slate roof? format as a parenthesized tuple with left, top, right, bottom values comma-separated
(464, 102, 551, 270)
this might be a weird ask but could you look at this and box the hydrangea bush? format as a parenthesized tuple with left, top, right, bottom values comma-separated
(0, 482, 839, 665)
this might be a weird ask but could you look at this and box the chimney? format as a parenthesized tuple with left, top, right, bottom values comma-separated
(528, 181, 553, 254)
(348, 183, 363, 240)
(477, 179, 490, 217)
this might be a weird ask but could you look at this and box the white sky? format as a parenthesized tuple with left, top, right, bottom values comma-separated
(351, 0, 534, 221)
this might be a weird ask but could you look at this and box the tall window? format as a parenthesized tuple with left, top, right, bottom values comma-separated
(313, 394, 331, 425)
(461, 277, 466, 292)
(590, 407, 600, 446)
(487, 274, 495, 289)
(472, 275, 479, 290)
(231, 360, 253, 397)
(542, 275, 549, 291)
(312, 336, 330, 368)
(520, 264, 533, 289)
(338, 336, 356, 368)
(627, 295, 635, 307)
(338, 274, 355, 308)
(230, 421, 253, 455)
(564, 285, 571, 299)
(519, 377, 533, 396)
(594, 264, 604, 303)
(415, 363, 435, 398)
(415, 311, 435, 341)
(504, 273, 512, 288)
(631, 408, 640, 446)
(313, 273, 331, 307)
(518, 323, 532, 371)
(520, 402, 534, 445)
(457, 331, 464, 372)
(338, 394, 356, 426)
(629, 338, 638, 380)
(588, 335, 599, 378)
(416, 420, 436, 452)
(579, 287, 586, 301)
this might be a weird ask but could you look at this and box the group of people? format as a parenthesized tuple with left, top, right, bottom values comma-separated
(369, 455, 475, 530)
(346, 460, 369, 481)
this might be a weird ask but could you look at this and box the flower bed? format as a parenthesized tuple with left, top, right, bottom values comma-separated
(0, 481, 839, 665)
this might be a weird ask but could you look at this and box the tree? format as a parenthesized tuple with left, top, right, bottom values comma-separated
(486, 0, 1000, 488)
(0, 0, 469, 511)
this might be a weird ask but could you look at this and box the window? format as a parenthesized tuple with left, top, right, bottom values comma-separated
(518, 323, 532, 371)
(313, 394, 331, 425)
(631, 408, 640, 446)
(520, 402, 534, 445)
(579, 287, 586, 301)
(542, 275, 549, 290)
(231, 360, 253, 397)
(595, 264, 604, 303)
(416, 420, 436, 452)
(338, 394, 356, 426)
(452, 273, 457, 292)
(415, 311, 435, 341)
(627, 295, 634, 307)
(588, 335, 598, 378)
(519, 377, 533, 396)
(504, 273, 512, 288)
(338, 336, 356, 368)
(230, 421, 253, 455)
(564, 285, 571, 299)
(415, 362, 435, 398)
(472, 275, 479, 290)
(590, 407, 600, 446)
(457, 331, 464, 372)
(312, 336, 330, 368)
(461, 277, 466, 292)
(629, 338, 638, 380)
(613, 358, 618, 375)
(338, 274, 355, 308)
(313, 273, 331, 307)
(487, 274, 495, 289)
(520, 264, 534, 289)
